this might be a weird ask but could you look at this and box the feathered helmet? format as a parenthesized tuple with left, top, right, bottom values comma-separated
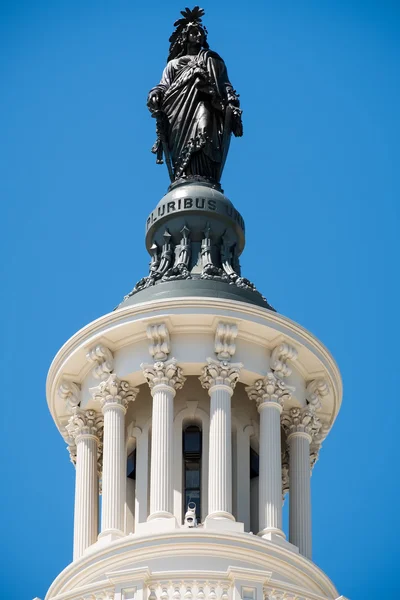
(168, 6, 209, 62)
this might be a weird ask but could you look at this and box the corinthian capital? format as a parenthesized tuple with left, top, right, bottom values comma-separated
(245, 372, 294, 409)
(66, 408, 104, 441)
(199, 357, 242, 392)
(310, 422, 330, 468)
(90, 373, 139, 411)
(281, 406, 321, 440)
(306, 378, 329, 412)
(86, 344, 114, 380)
(214, 322, 238, 360)
(141, 358, 186, 392)
(270, 343, 298, 379)
(58, 380, 81, 413)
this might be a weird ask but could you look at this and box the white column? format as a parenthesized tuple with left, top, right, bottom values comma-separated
(142, 359, 185, 520)
(236, 425, 253, 531)
(246, 373, 292, 539)
(66, 409, 103, 560)
(282, 406, 320, 559)
(200, 358, 241, 520)
(134, 426, 149, 526)
(91, 373, 138, 539)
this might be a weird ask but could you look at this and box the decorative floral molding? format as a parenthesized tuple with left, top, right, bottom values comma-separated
(58, 379, 81, 413)
(270, 343, 298, 379)
(86, 345, 114, 380)
(214, 322, 238, 360)
(90, 373, 139, 411)
(141, 358, 186, 391)
(147, 323, 170, 361)
(199, 357, 242, 391)
(246, 372, 294, 408)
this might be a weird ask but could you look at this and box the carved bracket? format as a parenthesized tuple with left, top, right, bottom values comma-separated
(214, 322, 238, 360)
(147, 323, 170, 361)
(58, 379, 81, 413)
(270, 343, 298, 379)
(86, 345, 114, 380)
(306, 378, 329, 412)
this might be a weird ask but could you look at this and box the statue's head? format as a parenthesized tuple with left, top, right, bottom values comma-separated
(168, 6, 209, 62)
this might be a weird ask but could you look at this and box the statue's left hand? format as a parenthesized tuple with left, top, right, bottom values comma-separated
(230, 106, 243, 137)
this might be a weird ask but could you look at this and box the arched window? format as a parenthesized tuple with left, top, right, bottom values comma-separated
(183, 425, 202, 520)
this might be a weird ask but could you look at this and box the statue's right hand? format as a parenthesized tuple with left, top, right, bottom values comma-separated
(147, 90, 161, 112)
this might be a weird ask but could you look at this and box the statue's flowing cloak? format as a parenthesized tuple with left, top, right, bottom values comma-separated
(151, 50, 233, 179)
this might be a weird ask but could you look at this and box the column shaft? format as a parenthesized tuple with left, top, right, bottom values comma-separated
(73, 435, 98, 559)
(258, 403, 284, 537)
(289, 433, 312, 558)
(101, 404, 126, 535)
(135, 428, 149, 526)
(149, 386, 174, 519)
(208, 385, 234, 519)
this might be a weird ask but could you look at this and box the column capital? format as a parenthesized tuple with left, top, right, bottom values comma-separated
(245, 372, 294, 411)
(281, 406, 321, 442)
(66, 408, 104, 443)
(199, 357, 242, 394)
(90, 373, 139, 412)
(141, 358, 185, 395)
(310, 422, 330, 469)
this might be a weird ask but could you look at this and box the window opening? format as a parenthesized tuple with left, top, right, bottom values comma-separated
(127, 449, 136, 480)
(183, 425, 202, 520)
(250, 447, 259, 479)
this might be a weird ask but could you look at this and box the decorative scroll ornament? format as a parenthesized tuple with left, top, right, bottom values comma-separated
(199, 357, 242, 391)
(58, 380, 81, 413)
(90, 373, 139, 411)
(214, 322, 238, 360)
(306, 378, 329, 412)
(147, 322, 170, 361)
(66, 408, 104, 441)
(281, 406, 321, 440)
(245, 372, 294, 409)
(86, 345, 114, 380)
(141, 358, 186, 392)
(270, 343, 298, 379)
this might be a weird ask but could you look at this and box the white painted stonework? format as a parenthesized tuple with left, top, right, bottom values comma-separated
(43, 297, 347, 600)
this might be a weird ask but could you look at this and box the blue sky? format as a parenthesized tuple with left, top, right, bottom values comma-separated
(1, 1, 399, 598)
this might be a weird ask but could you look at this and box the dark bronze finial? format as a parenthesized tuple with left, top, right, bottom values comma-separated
(147, 7, 243, 186)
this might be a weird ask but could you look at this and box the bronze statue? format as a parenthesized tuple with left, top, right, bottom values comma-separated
(147, 7, 243, 186)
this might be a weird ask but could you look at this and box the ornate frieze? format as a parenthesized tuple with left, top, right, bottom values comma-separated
(146, 584, 231, 600)
(214, 322, 238, 360)
(146, 323, 170, 361)
(270, 343, 298, 379)
(58, 379, 81, 413)
(199, 357, 242, 391)
(86, 345, 114, 380)
(281, 407, 321, 440)
(90, 373, 139, 411)
(246, 372, 294, 409)
(141, 358, 186, 392)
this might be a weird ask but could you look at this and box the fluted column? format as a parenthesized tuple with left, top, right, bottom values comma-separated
(246, 373, 292, 538)
(282, 406, 321, 558)
(200, 358, 242, 520)
(142, 359, 185, 520)
(91, 373, 139, 538)
(66, 409, 103, 560)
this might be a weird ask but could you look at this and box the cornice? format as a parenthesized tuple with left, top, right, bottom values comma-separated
(46, 297, 342, 432)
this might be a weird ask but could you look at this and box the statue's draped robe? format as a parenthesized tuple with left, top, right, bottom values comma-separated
(152, 50, 234, 181)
